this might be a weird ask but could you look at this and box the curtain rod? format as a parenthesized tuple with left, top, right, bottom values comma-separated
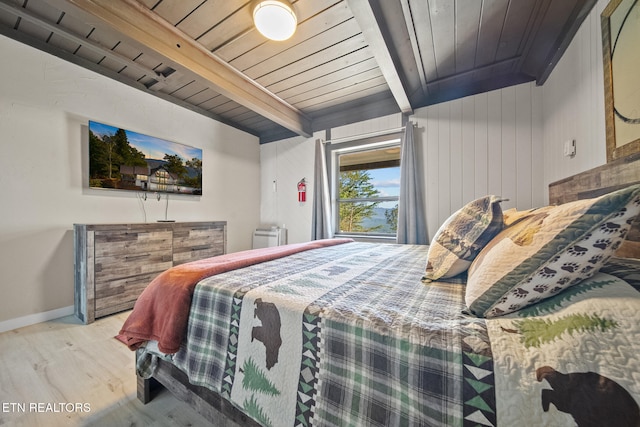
(323, 122, 415, 145)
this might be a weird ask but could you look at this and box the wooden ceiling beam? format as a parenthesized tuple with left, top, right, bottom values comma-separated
(346, 0, 413, 114)
(66, 0, 312, 137)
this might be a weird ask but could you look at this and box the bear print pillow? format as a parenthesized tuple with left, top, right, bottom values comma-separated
(465, 184, 640, 318)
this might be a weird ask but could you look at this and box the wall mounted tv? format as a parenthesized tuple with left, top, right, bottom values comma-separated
(89, 120, 203, 195)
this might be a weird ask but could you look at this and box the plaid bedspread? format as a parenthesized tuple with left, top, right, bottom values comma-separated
(166, 242, 640, 427)
(170, 242, 490, 426)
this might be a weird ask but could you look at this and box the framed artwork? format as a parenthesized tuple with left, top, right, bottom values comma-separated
(601, 0, 640, 162)
(88, 120, 203, 195)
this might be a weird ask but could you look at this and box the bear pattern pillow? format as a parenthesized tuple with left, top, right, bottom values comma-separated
(465, 184, 640, 318)
(424, 195, 506, 281)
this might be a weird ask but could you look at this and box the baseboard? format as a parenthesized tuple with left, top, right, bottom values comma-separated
(0, 305, 74, 333)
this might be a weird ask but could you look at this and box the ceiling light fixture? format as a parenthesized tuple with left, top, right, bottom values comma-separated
(252, 0, 297, 41)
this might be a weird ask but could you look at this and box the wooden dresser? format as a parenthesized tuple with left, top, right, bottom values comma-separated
(74, 221, 226, 324)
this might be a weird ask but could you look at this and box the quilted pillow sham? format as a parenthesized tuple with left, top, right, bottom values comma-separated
(465, 184, 640, 318)
(424, 195, 505, 281)
(502, 207, 538, 226)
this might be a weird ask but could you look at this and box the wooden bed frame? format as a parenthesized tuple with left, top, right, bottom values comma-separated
(137, 153, 640, 425)
(549, 152, 640, 259)
(137, 356, 261, 426)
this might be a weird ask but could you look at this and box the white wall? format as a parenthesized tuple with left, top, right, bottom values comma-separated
(259, 116, 402, 244)
(414, 83, 545, 237)
(329, 114, 403, 140)
(0, 35, 261, 328)
(260, 131, 325, 244)
(541, 0, 609, 188)
(261, 86, 546, 242)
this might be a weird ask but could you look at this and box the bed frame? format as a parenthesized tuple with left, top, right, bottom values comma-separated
(549, 152, 640, 259)
(137, 356, 261, 426)
(137, 153, 640, 425)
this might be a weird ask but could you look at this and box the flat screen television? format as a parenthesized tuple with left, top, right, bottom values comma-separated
(88, 120, 202, 195)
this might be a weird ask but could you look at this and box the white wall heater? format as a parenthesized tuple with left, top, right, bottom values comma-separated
(252, 227, 287, 249)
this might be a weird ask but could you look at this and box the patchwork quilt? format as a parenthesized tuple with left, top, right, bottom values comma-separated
(152, 242, 640, 427)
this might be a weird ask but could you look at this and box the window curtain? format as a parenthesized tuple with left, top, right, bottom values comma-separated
(312, 139, 333, 240)
(397, 124, 428, 244)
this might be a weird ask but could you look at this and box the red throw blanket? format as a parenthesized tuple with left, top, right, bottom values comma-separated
(117, 238, 353, 353)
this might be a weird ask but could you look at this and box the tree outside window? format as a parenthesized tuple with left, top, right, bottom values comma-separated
(336, 142, 400, 236)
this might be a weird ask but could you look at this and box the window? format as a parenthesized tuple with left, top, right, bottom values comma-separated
(330, 135, 401, 238)
(155, 169, 169, 192)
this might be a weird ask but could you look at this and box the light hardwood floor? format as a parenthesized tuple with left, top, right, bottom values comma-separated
(0, 311, 212, 426)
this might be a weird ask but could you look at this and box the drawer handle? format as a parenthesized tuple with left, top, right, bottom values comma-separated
(126, 275, 153, 284)
(124, 253, 151, 260)
(191, 245, 211, 251)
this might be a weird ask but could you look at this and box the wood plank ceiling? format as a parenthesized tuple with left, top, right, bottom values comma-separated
(0, 0, 596, 143)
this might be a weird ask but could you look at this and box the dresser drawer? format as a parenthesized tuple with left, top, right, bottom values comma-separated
(172, 225, 225, 265)
(94, 230, 173, 258)
(94, 230, 173, 282)
(94, 253, 172, 284)
(95, 272, 161, 318)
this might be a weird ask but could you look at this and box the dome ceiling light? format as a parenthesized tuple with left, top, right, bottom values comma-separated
(252, 0, 297, 41)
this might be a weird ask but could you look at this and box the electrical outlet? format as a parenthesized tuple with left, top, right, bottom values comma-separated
(563, 139, 576, 158)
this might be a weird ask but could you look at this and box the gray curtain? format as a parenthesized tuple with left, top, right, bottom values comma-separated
(312, 139, 333, 240)
(397, 124, 428, 244)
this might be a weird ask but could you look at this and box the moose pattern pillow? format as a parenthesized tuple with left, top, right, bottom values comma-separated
(465, 185, 640, 318)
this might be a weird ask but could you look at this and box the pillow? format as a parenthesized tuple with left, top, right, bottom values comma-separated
(465, 184, 640, 318)
(600, 257, 640, 289)
(502, 207, 538, 226)
(424, 195, 506, 281)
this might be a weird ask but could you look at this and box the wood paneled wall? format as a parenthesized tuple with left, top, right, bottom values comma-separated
(541, 0, 608, 188)
(328, 85, 546, 241)
(330, 114, 403, 141)
(412, 83, 545, 239)
(261, 84, 546, 243)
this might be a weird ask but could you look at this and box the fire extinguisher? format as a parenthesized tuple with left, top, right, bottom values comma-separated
(297, 178, 307, 203)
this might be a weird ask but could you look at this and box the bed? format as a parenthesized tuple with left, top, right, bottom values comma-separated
(118, 170, 640, 426)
